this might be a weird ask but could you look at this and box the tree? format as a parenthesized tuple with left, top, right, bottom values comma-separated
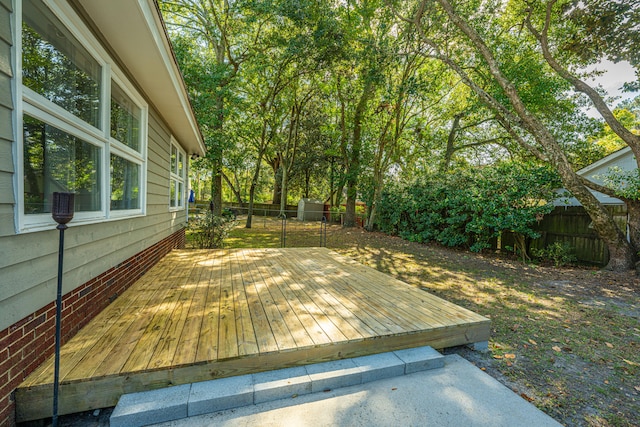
(397, 0, 638, 270)
(160, 0, 258, 215)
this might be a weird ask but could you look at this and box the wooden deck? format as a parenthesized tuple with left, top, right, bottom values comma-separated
(16, 248, 490, 422)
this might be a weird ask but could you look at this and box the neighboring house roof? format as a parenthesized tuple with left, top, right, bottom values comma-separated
(554, 146, 636, 206)
(76, 0, 206, 156)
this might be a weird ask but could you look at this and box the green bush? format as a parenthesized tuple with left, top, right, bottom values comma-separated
(187, 211, 237, 249)
(377, 162, 560, 254)
(532, 242, 577, 267)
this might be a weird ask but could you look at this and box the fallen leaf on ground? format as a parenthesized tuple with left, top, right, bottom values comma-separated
(605, 342, 614, 348)
(520, 393, 535, 402)
(493, 354, 504, 359)
(634, 386, 640, 392)
(529, 339, 537, 345)
(552, 346, 562, 352)
(623, 359, 639, 366)
(504, 353, 516, 359)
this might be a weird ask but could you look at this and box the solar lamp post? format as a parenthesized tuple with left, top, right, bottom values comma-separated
(51, 192, 74, 427)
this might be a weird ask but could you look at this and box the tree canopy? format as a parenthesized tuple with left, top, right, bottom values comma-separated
(160, 0, 640, 270)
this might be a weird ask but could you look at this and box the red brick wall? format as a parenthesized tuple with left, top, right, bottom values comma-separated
(0, 228, 185, 427)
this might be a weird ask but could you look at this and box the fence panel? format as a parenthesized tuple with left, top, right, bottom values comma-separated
(501, 205, 627, 265)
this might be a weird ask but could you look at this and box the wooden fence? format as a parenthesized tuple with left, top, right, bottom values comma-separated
(222, 202, 299, 217)
(502, 205, 628, 265)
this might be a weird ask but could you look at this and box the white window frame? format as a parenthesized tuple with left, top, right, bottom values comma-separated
(169, 138, 186, 211)
(15, 0, 148, 232)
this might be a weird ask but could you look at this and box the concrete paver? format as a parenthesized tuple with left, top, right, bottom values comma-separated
(151, 355, 561, 427)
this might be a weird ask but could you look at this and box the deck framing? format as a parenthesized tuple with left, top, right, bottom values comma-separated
(16, 248, 490, 422)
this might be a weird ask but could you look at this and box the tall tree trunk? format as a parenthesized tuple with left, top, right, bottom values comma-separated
(626, 201, 640, 260)
(245, 165, 260, 229)
(344, 81, 374, 227)
(279, 165, 288, 217)
(211, 154, 223, 216)
(441, 114, 462, 172)
(272, 169, 282, 205)
(210, 95, 224, 216)
(222, 171, 243, 204)
(269, 154, 282, 204)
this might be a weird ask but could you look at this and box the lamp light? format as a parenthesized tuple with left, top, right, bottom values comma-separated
(51, 192, 74, 427)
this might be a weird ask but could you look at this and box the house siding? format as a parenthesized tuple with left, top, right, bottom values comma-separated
(0, 0, 15, 239)
(0, 2, 194, 425)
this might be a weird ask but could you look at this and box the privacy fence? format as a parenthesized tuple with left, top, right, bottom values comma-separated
(502, 205, 628, 266)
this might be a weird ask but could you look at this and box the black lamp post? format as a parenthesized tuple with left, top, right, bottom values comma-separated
(51, 192, 74, 427)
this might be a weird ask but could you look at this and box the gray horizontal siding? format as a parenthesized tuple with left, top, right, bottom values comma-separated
(0, 0, 14, 239)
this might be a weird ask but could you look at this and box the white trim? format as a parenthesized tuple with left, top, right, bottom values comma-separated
(13, 0, 23, 233)
(169, 137, 186, 211)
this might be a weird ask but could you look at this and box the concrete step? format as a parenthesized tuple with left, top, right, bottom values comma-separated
(110, 346, 444, 427)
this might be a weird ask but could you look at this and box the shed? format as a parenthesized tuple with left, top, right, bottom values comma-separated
(297, 198, 325, 221)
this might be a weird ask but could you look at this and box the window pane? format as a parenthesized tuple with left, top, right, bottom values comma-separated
(111, 81, 141, 151)
(177, 181, 183, 207)
(178, 152, 184, 177)
(110, 155, 140, 210)
(23, 115, 101, 214)
(171, 145, 177, 174)
(170, 180, 176, 207)
(22, 0, 102, 128)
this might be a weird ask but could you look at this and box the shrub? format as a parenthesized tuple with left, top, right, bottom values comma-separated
(188, 210, 237, 249)
(377, 162, 560, 255)
(533, 241, 577, 267)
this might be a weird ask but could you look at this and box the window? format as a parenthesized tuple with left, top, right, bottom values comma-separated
(18, 0, 147, 230)
(110, 154, 140, 210)
(170, 142, 185, 209)
(23, 115, 101, 214)
(22, 0, 102, 129)
(111, 80, 141, 152)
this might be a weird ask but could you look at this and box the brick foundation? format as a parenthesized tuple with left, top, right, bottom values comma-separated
(0, 228, 185, 427)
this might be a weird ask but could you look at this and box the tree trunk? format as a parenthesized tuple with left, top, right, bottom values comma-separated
(279, 165, 288, 217)
(441, 114, 462, 172)
(245, 185, 256, 229)
(222, 171, 243, 204)
(554, 154, 635, 270)
(344, 81, 374, 227)
(245, 147, 266, 229)
(366, 171, 384, 232)
(211, 154, 223, 216)
(272, 169, 282, 205)
(626, 200, 640, 258)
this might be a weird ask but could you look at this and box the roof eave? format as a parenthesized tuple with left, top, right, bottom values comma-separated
(76, 0, 206, 156)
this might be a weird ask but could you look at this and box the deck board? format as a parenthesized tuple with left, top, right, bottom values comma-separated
(16, 248, 490, 422)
